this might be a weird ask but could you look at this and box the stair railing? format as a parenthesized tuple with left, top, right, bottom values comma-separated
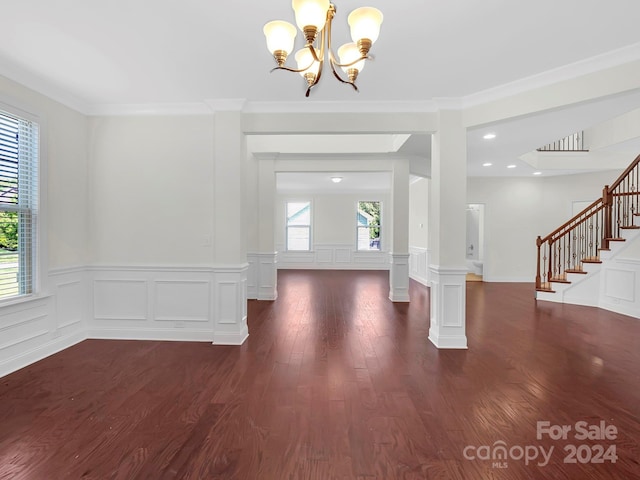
(607, 154, 640, 241)
(536, 153, 640, 291)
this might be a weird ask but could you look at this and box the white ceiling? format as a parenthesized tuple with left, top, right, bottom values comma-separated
(3, 0, 640, 106)
(3, 0, 640, 186)
(277, 171, 391, 193)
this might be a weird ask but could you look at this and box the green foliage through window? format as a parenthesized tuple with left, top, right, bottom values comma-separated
(0, 211, 18, 250)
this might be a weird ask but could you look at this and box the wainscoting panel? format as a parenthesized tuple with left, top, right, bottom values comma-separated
(277, 244, 389, 270)
(409, 246, 430, 286)
(0, 268, 87, 378)
(599, 259, 640, 319)
(247, 253, 277, 300)
(154, 280, 210, 323)
(94, 279, 148, 321)
(89, 267, 215, 342)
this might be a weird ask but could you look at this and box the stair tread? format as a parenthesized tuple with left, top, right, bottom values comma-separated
(598, 248, 611, 251)
(605, 237, 625, 242)
(620, 225, 640, 229)
(550, 277, 571, 284)
(536, 282, 556, 293)
(565, 269, 587, 274)
(582, 258, 603, 264)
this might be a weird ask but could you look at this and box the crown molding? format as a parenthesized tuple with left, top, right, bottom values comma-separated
(242, 100, 438, 114)
(204, 98, 247, 112)
(4, 40, 640, 117)
(433, 98, 463, 110)
(462, 42, 640, 108)
(86, 102, 213, 116)
(0, 69, 89, 115)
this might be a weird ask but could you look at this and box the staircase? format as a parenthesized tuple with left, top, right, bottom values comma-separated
(536, 153, 640, 302)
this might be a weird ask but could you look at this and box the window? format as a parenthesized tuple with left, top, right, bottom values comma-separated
(0, 110, 38, 300)
(357, 201, 381, 251)
(286, 201, 311, 251)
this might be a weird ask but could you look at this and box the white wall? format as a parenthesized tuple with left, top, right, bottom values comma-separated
(467, 169, 622, 282)
(88, 115, 215, 266)
(85, 114, 247, 344)
(409, 177, 429, 249)
(0, 75, 89, 377)
(276, 192, 390, 270)
(408, 177, 430, 285)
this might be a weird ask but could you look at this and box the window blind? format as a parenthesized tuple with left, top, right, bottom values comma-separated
(0, 110, 38, 299)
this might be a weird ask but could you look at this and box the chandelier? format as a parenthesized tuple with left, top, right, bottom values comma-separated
(263, 0, 383, 97)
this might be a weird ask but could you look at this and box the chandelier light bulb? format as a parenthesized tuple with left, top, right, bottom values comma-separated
(295, 47, 321, 85)
(292, 0, 330, 34)
(348, 7, 383, 55)
(338, 43, 364, 83)
(263, 21, 297, 66)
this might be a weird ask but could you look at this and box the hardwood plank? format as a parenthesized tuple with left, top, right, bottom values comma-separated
(1, 270, 640, 479)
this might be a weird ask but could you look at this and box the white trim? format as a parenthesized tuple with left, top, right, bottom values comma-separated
(389, 253, 411, 302)
(0, 69, 89, 114)
(482, 276, 533, 283)
(428, 266, 468, 349)
(4, 42, 640, 116)
(88, 328, 213, 342)
(463, 42, 640, 108)
(0, 99, 48, 306)
(243, 100, 438, 114)
(213, 327, 249, 346)
(87, 102, 212, 116)
(428, 265, 469, 275)
(204, 98, 247, 112)
(0, 330, 85, 379)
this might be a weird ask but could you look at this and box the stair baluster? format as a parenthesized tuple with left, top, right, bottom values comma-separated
(536, 153, 640, 291)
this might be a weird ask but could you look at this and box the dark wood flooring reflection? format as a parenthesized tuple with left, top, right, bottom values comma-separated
(1, 270, 639, 479)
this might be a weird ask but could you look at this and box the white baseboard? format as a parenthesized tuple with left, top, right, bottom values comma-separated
(88, 328, 214, 342)
(0, 330, 85, 378)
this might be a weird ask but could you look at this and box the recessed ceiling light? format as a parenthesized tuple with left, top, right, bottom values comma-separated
(533, 171, 542, 175)
(482, 162, 492, 167)
(507, 164, 517, 169)
(483, 133, 496, 140)
(331, 176, 342, 183)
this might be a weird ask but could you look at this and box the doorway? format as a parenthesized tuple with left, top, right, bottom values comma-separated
(466, 204, 485, 282)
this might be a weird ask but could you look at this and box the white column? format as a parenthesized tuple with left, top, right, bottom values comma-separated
(389, 159, 410, 302)
(256, 155, 278, 300)
(428, 108, 468, 349)
(211, 103, 249, 345)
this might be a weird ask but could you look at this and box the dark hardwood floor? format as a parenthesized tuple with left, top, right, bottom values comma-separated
(1, 270, 639, 479)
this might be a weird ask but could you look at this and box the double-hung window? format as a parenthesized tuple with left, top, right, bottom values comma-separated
(286, 201, 311, 251)
(357, 201, 381, 251)
(0, 110, 38, 300)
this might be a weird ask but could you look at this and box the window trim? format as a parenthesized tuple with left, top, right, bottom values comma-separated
(285, 199, 312, 252)
(0, 97, 47, 305)
(356, 200, 382, 252)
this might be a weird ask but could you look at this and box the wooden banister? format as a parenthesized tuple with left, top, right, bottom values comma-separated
(536, 153, 640, 291)
(608, 153, 640, 192)
(540, 198, 602, 244)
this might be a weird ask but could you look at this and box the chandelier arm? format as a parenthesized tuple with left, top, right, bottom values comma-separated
(270, 64, 315, 74)
(328, 58, 359, 91)
(332, 55, 371, 69)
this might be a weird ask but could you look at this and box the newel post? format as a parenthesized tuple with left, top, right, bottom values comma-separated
(603, 185, 611, 250)
(535, 236, 542, 289)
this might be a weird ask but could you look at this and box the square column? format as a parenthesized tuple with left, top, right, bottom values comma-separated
(389, 159, 411, 302)
(428, 108, 468, 349)
(211, 104, 249, 345)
